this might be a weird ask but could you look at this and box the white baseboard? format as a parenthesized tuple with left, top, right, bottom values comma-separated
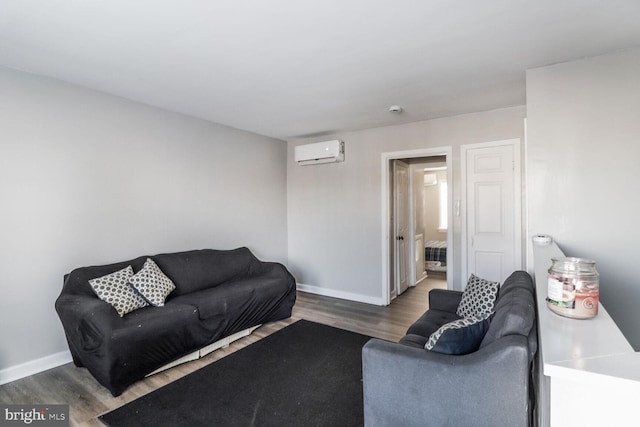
(0, 350, 73, 386)
(296, 283, 386, 306)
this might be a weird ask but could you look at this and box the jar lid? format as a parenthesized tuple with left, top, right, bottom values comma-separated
(551, 257, 596, 264)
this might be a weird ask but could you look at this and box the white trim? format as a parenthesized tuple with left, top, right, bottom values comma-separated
(381, 147, 453, 305)
(0, 350, 73, 385)
(296, 283, 385, 306)
(460, 138, 522, 283)
(438, 179, 448, 231)
(407, 161, 417, 290)
(523, 118, 533, 275)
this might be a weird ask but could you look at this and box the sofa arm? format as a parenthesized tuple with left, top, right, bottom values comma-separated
(362, 336, 531, 427)
(428, 288, 463, 313)
(55, 294, 119, 358)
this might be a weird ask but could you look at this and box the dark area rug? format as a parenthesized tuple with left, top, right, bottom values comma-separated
(99, 320, 372, 427)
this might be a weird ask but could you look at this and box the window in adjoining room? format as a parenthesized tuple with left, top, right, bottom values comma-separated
(438, 180, 447, 232)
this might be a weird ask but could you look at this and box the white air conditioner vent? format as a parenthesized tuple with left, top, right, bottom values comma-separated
(424, 174, 438, 186)
(294, 140, 344, 166)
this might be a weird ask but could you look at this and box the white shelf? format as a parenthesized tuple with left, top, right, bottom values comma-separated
(533, 241, 639, 427)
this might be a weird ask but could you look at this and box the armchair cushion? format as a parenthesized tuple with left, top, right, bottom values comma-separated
(428, 288, 463, 313)
(456, 274, 500, 318)
(405, 309, 460, 338)
(398, 333, 428, 349)
(425, 315, 491, 355)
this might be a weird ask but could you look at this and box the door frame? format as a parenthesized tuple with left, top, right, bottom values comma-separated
(460, 138, 522, 284)
(381, 146, 453, 305)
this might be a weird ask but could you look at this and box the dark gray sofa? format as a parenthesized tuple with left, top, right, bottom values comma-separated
(362, 271, 537, 427)
(55, 247, 296, 396)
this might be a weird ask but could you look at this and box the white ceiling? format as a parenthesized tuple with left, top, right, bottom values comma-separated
(2, 1, 640, 140)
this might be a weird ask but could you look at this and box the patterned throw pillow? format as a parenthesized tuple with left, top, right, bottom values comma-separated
(128, 258, 176, 307)
(425, 315, 491, 355)
(456, 274, 500, 318)
(89, 266, 149, 317)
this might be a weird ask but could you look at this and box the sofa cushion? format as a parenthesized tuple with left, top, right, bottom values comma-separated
(456, 274, 500, 318)
(153, 248, 263, 297)
(406, 309, 461, 338)
(480, 271, 535, 349)
(171, 279, 257, 320)
(129, 258, 176, 307)
(425, 315, 491, 355)
(169, 266, 295, 334)
(428, 289, 463, 313)
(399, 333, 428, 349)
(89, 266, 149, 317)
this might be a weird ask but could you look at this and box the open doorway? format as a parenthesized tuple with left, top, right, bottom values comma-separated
(415, 159, 448, 283)
(381, 147, 453, 305)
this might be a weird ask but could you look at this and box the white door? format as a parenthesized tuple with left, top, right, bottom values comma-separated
(393, 160, 410, 296)
(462, 140, 521, 284)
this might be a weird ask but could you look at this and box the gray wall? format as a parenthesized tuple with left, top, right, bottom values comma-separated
(526, 47, 640, 350)
(0, 66, 288, 372)
(287, 106, 525, 302)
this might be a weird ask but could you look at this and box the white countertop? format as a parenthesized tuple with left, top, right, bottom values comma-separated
(533, 241, 637, 382)
(533, 240, 640, 426)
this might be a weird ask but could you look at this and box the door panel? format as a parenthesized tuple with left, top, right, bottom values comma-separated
(393, 160, 410, 296)
(476, 183, 502, 233)
(464, 141, 521, 284)
(474, 251, 504, 282)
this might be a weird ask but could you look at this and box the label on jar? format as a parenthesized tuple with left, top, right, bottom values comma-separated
(547, 276, 575, 308)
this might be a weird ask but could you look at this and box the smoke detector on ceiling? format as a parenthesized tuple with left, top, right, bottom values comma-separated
(388, 105, 403, 113)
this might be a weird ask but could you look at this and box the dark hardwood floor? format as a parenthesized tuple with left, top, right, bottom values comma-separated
(0, 276, 446, 426)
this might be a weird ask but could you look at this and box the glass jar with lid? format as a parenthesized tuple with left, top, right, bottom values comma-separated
(547, 257, 599, 319)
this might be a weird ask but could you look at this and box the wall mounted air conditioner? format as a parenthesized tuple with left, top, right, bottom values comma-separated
(424, 173, 438, 186)
(294, 140, 345, 166)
